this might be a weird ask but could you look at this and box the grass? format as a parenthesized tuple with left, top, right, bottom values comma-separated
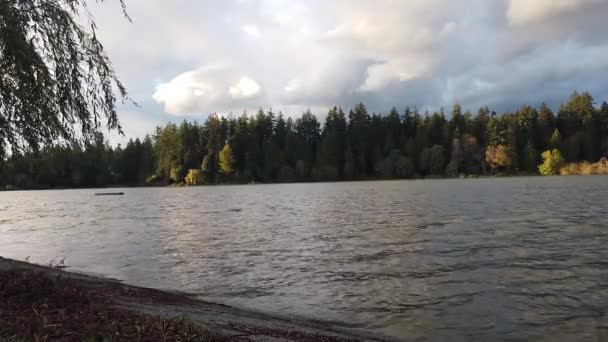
(0, 270, 227, 341)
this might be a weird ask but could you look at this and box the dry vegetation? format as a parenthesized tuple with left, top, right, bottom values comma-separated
(0, 269, 356, 342)
(560, 157, 608, 175)
(0, 270, 227, 341)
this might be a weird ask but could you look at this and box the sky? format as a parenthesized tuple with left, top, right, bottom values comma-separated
(89, 0, 608, 144)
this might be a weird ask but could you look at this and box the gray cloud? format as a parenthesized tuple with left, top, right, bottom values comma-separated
(91, 0, 608, 142)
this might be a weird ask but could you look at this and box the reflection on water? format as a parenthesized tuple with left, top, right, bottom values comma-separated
(1, 176, 608, 340)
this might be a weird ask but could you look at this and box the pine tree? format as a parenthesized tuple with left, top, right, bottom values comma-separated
(550, 128, 562, 150)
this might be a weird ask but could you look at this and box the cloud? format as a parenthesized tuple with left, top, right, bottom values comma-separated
(274, 12, 293, 25)
(229, 77, 262, 98)
(87, 0, 608, 143)
(241, 24, 261, 37)
(358, 57, 433, 92)
(504, 0, 608, 49)
(152, 65, 263, 115)
(280, 54, 381, 111)
(319, 1, 455, 92)
(507, 0, 603, 26)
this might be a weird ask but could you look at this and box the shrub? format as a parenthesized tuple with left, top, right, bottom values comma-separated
(184, 169, 203, 185)
(557, 157, 608, 175)
(579, 161, 594, 175)
(145, 174, 159, 184)
(169, 165, 184, 183)
(538, 149, 564, 175)
(596, 158, 608, 174)
(559, 163, 578, 175)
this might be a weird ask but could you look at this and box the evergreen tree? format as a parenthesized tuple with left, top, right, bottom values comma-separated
(537, 103, 555, 150)
(419, 145, 446, 176)
(319, 107, 347, 176)
(4, 91, 608, 189)
(550, 128, 562, 149)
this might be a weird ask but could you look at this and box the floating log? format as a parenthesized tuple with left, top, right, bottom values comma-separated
(94, 192, 124, 196)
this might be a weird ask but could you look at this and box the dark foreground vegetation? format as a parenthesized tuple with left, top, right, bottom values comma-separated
(2, 91, 608, 189)
(0, 258, 369, 342)
(0, 271, 223, 341)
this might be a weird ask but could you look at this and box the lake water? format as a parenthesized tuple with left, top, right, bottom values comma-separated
(1, 177, 608, 340)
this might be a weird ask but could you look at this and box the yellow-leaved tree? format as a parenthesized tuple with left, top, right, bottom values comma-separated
(538, 149, 564, 175)
(219, 144, 235, 176)
(184, 169, 203, 185)
(485, 145, 512, 174)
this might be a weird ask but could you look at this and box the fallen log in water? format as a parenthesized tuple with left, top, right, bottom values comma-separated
(94, 192, 124, 196)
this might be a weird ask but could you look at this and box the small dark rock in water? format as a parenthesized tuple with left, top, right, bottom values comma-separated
(94, 192, 124, 196)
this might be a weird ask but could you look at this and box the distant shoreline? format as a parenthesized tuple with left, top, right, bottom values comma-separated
(0, 257, 389, 341)
(0, 173, 558, 192)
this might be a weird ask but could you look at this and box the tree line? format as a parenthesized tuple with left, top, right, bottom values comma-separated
(2, 91, 608, 189)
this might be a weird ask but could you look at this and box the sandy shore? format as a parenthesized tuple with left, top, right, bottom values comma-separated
(0, 257, 391, 341)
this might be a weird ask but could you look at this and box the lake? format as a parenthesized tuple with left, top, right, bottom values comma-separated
(1, 176, 607, 340)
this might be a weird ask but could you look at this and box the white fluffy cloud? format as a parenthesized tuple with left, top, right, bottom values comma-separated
(229, 77, 262, 98)
(241, 24, 261, 38)
(153, 65, 262, 115)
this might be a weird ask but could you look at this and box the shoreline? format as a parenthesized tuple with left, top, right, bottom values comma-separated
(1, 173, 566, 192)
(0, 257, 390, 341)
